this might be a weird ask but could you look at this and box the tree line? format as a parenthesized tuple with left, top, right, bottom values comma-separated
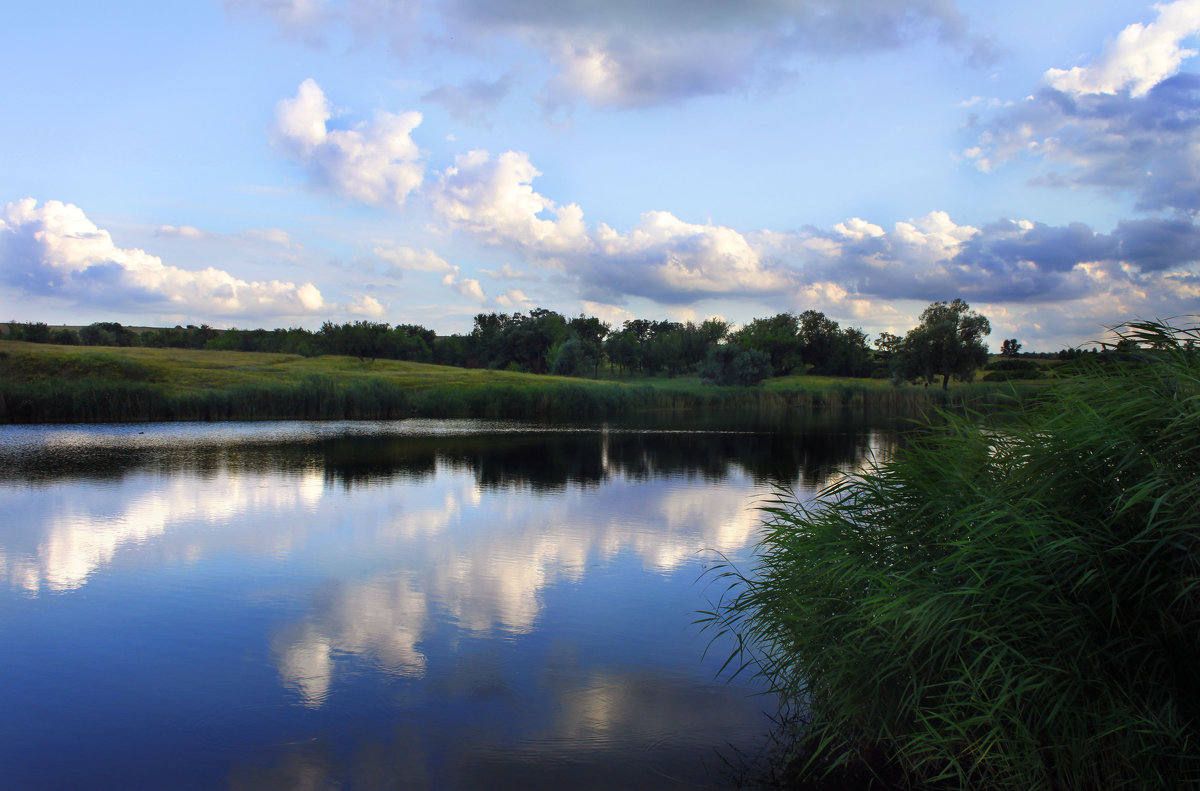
(1, 299, 1067, 389)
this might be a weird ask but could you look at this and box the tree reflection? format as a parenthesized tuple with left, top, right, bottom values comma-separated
(0, 408, 900, 491)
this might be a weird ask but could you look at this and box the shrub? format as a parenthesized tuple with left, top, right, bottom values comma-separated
(707, 320, 1200, 790)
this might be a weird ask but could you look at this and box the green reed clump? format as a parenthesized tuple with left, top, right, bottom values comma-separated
(0, 378, 168, 422)
(706, 319, 1200, 790)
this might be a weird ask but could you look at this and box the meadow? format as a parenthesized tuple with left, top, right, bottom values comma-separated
(0, 340, 1025, 424)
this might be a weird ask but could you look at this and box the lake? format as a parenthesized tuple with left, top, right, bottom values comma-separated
(0, 415, 894, 790)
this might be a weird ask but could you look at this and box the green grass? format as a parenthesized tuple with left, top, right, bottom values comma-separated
(0, 340, 1027, 423)
(702, 320, 1200, 790)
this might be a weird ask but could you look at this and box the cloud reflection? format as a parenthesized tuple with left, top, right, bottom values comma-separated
(274, 573, 429, 706)
(269, 465, 783, 705)
(1, 469, 324, 594)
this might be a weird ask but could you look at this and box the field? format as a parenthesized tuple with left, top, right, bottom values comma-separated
(0, 340, 1028, 423)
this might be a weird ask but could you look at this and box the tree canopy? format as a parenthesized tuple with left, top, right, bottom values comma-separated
(895, 299, 991, 389)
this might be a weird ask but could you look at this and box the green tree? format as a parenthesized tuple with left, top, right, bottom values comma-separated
(873, 331, 902, 361)
(698, 344, 772, 386)
(897, 299, 991, 390)
(796, 310, 841, 372)
(1001, 338, 1022, 357)
(568, 315, 609, 377)
(732, 313, 801, 376)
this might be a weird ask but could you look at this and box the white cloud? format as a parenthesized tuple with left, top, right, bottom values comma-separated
(242, 227, 294, 247)
(0, 199, 327, 318)
(480, 262, 535, 280)
(374, 244, 452, 274)
(495, 289, 535, 310)
(580, 300, 634, 327)
(1044, 0, 1200, 97)
(424, 147, 791, 303)
(443, 272, 487, 302)
(156, 224, 206, 239)
(350, 294, 386, 317)
(430, 149, 589, 253)
(590, 210, 792, 300)
(273, 79, 425, 207)
(372, 242, 487, 302)
(157, 224, 295, 248)
(969, 2, 1200, 213)
(833, 217, 886, 240)
(263, 85, 1200, 347)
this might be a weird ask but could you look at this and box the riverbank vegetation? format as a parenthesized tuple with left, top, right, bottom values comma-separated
(4, 298, 1077, 393)
(705, 320, 1200, 789)
(0, 340, 1026, 424)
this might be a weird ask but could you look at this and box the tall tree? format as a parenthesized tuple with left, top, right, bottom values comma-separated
(732, 313, 802, 376)
(897, 299, 991, 390)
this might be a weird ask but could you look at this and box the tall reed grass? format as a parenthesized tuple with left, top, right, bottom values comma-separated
(705, 320, 1200, 790)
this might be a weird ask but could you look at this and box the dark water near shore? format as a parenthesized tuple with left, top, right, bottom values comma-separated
(0, 414, 895, 790)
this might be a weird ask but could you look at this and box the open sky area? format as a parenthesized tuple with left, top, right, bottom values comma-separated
(2, 0, 1199, 350)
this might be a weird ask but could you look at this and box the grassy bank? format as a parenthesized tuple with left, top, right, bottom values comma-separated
(0, 340, 1030, 424)
(705, 320, 1200, 790)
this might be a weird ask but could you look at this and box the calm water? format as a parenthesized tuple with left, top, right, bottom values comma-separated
(0, 416, 892, 790)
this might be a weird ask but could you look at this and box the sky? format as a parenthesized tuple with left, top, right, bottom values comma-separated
(1, 0, 1198, 351)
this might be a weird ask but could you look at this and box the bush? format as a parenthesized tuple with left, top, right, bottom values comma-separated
(982, 368, 1045, 381)
(707, 320, 1200, 790)
(985, 358, 1042, 373)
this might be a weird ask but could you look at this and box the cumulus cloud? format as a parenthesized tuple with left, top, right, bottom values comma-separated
(270, 85, 1198, 343)
(273, 79, 425, 207)
(968, 1, 1200, 213)
(586, 211, 793, 303)
(373, 243, 487, 302)
(767, 210, 1200, 348)
(232, 0, 983, 110)
(1044, 0, 1200, 97)
(423, 148, 797, 303)
(495, 289, 535, 310)
(794, 211, 1200, 304)
(0, 199, 327, 318)
(350, 294, 386, 317)
(449, 0, 986, 108)
(374, 244, 452, 275)
(429, 149, 589, 253)
(443, 272, 487, 302)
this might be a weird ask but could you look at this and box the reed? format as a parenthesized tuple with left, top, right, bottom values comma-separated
(704, 320, 1200, 790)
(0, 341, 1026, 424)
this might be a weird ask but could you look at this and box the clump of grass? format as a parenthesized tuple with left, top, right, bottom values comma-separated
(0, 349, 159, 382)
(705, 319, 1200, 790)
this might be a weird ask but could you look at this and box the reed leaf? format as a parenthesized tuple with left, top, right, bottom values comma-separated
(706, 319, 1200, 790)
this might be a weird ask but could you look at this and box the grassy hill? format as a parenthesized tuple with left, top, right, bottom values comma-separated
(0, 340, 1021, 424)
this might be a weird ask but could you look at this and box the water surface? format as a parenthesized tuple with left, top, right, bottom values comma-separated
(0, 417, 890, 789)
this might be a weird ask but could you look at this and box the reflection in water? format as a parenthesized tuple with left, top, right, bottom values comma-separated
(0, 415, 896, 790)
(274, 572, 429, 706)
(1, 470, 325, 594)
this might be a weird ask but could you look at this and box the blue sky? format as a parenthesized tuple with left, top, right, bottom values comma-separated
(2, 0, 1198, 350)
